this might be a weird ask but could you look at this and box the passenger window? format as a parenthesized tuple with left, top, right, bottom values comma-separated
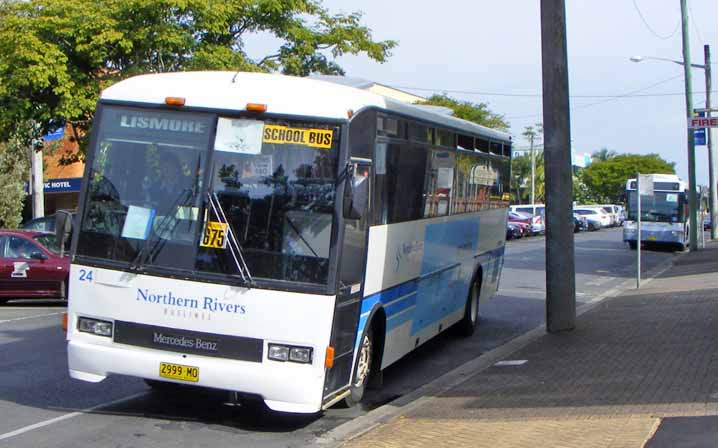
(381, 144, 427, 223)
(7, 237, 39, 259)
(423, 149, 455, 218)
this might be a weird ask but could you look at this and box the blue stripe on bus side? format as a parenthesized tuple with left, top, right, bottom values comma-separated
(354, 245, 505, 349)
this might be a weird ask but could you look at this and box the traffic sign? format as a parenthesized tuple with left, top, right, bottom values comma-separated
(694, 111, 706, 145)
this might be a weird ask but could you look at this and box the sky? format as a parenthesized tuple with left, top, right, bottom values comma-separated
(247, 0, 718, 185)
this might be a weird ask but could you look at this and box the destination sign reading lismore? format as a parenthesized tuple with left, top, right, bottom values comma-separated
(136, 289, 247, 315)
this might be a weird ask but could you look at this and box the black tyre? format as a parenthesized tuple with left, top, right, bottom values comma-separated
(342, 329, 374, 408)
(456, 277, 480, 337)
(628, 241, 637, 250)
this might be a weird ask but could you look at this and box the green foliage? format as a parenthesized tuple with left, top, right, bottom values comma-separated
(591, 147, 617, 162)
(0, 0, 396, 158)
(0, 139, 29, 228)
(580, 153, 675, 203)
(572, 170, 594, 204)
(420, 94, 509, 131)
(511, 151, 544, 203)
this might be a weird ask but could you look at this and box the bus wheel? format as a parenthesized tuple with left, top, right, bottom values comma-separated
(343, 330, 373, 408)
(457, 278, 480, 337)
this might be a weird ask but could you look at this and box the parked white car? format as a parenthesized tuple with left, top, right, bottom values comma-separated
(597, 204, 622, 227)
(574, 207, 612, 228)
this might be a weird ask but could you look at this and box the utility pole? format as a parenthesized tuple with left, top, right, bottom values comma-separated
(541, 0, 576, 332)
(705, 44, 717, 240)
(680, 0, 698, 251)
(31, 145, 44, 219)
(530, 133, 535, 205)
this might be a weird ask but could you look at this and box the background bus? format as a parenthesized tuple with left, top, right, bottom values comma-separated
(623, 174, 688, 251)
(66, 71, 511, 413)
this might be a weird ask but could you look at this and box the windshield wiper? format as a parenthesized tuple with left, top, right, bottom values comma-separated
(129, 188, 193, 271)
(207, 191, 254, 285)
(285, 216, 320, 258)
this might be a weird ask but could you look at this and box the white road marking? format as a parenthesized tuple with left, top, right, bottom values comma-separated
(0, 392, 147, 442)
(494, 360, 528, 366)
(0, 312, 62, 324)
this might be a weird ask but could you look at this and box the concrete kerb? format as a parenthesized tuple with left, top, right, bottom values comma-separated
(315, 252, 684, 447)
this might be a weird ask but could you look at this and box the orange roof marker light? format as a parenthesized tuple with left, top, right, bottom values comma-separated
(165, 97, 186, 106)
(246, 103, 268, 113)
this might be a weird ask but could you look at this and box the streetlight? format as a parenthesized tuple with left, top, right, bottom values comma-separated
(631, 48, 717, 242)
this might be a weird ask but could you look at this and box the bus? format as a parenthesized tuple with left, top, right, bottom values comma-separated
(623, 174, 688, 251)
(65, 71, 512, 413)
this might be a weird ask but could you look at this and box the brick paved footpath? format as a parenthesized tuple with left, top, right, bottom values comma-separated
(342, 243, 718, 448)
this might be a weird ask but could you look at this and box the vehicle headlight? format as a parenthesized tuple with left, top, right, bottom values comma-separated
(268, 343, 313, 364)
(77, 317, 113, 337)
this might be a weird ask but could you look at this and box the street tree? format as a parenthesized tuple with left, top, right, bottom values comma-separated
(591, 147, 617, 162)
(420, 94, 509, 131)
(511, 152, 546, 203)
(580, 153, 675, 204)
(0, 0, 397, 159)
(0, 138, 30, 228)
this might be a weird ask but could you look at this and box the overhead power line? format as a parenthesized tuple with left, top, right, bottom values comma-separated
(688, 3, 704, 43)
(505, 74, 686, 120)
(390, 84, 717, 99)
(632, 0, 680, 40)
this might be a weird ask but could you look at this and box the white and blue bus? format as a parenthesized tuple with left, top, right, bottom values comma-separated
(66, 72, 511, 413)
(623, 174, 689, 251)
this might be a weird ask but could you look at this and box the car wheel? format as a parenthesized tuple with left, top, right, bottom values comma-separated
(456, 277, 480, 337)
(343, 329, 374, 408)
(0, 298, 7, 306)
(628, 241, 637, 250)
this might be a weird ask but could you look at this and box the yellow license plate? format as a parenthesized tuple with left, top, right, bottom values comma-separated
(647, 235, 657, 241)
(159, 362, 199, 382)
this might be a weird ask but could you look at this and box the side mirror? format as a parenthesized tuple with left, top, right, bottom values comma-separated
(342, 162, 371, 220)
(30, 251, 48, 260)
(55, 210, 73, 257)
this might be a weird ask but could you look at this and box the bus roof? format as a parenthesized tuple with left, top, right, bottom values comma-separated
(100, 71, 511, 142)
(625, 173, 686, 191)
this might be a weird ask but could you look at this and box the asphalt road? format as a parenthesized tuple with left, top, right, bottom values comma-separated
(0, 227, 680, 448)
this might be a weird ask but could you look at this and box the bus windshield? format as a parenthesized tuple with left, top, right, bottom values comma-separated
(627, 191, 685, 223)
(76, 106, 339, 286)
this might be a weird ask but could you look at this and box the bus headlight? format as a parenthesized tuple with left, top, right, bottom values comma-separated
(78, 317, 113, 337)
(268, 344, 313, 364)
(289, 347, 313, 363)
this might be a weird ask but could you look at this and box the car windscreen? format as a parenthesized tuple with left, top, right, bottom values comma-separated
(33, 234, 62, 254)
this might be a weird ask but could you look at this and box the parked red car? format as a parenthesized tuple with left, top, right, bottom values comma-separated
(0, 230, 70, 303)
(508, 211, 532, 237)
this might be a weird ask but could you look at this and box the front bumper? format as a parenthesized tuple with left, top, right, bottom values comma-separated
(623, 228, 684, 244)
(68, 338, 326, 413)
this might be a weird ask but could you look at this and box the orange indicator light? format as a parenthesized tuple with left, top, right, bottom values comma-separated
(246, 103, 268, 113)
(325, 346, 335, 369)
(165, 97, 186, 106)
